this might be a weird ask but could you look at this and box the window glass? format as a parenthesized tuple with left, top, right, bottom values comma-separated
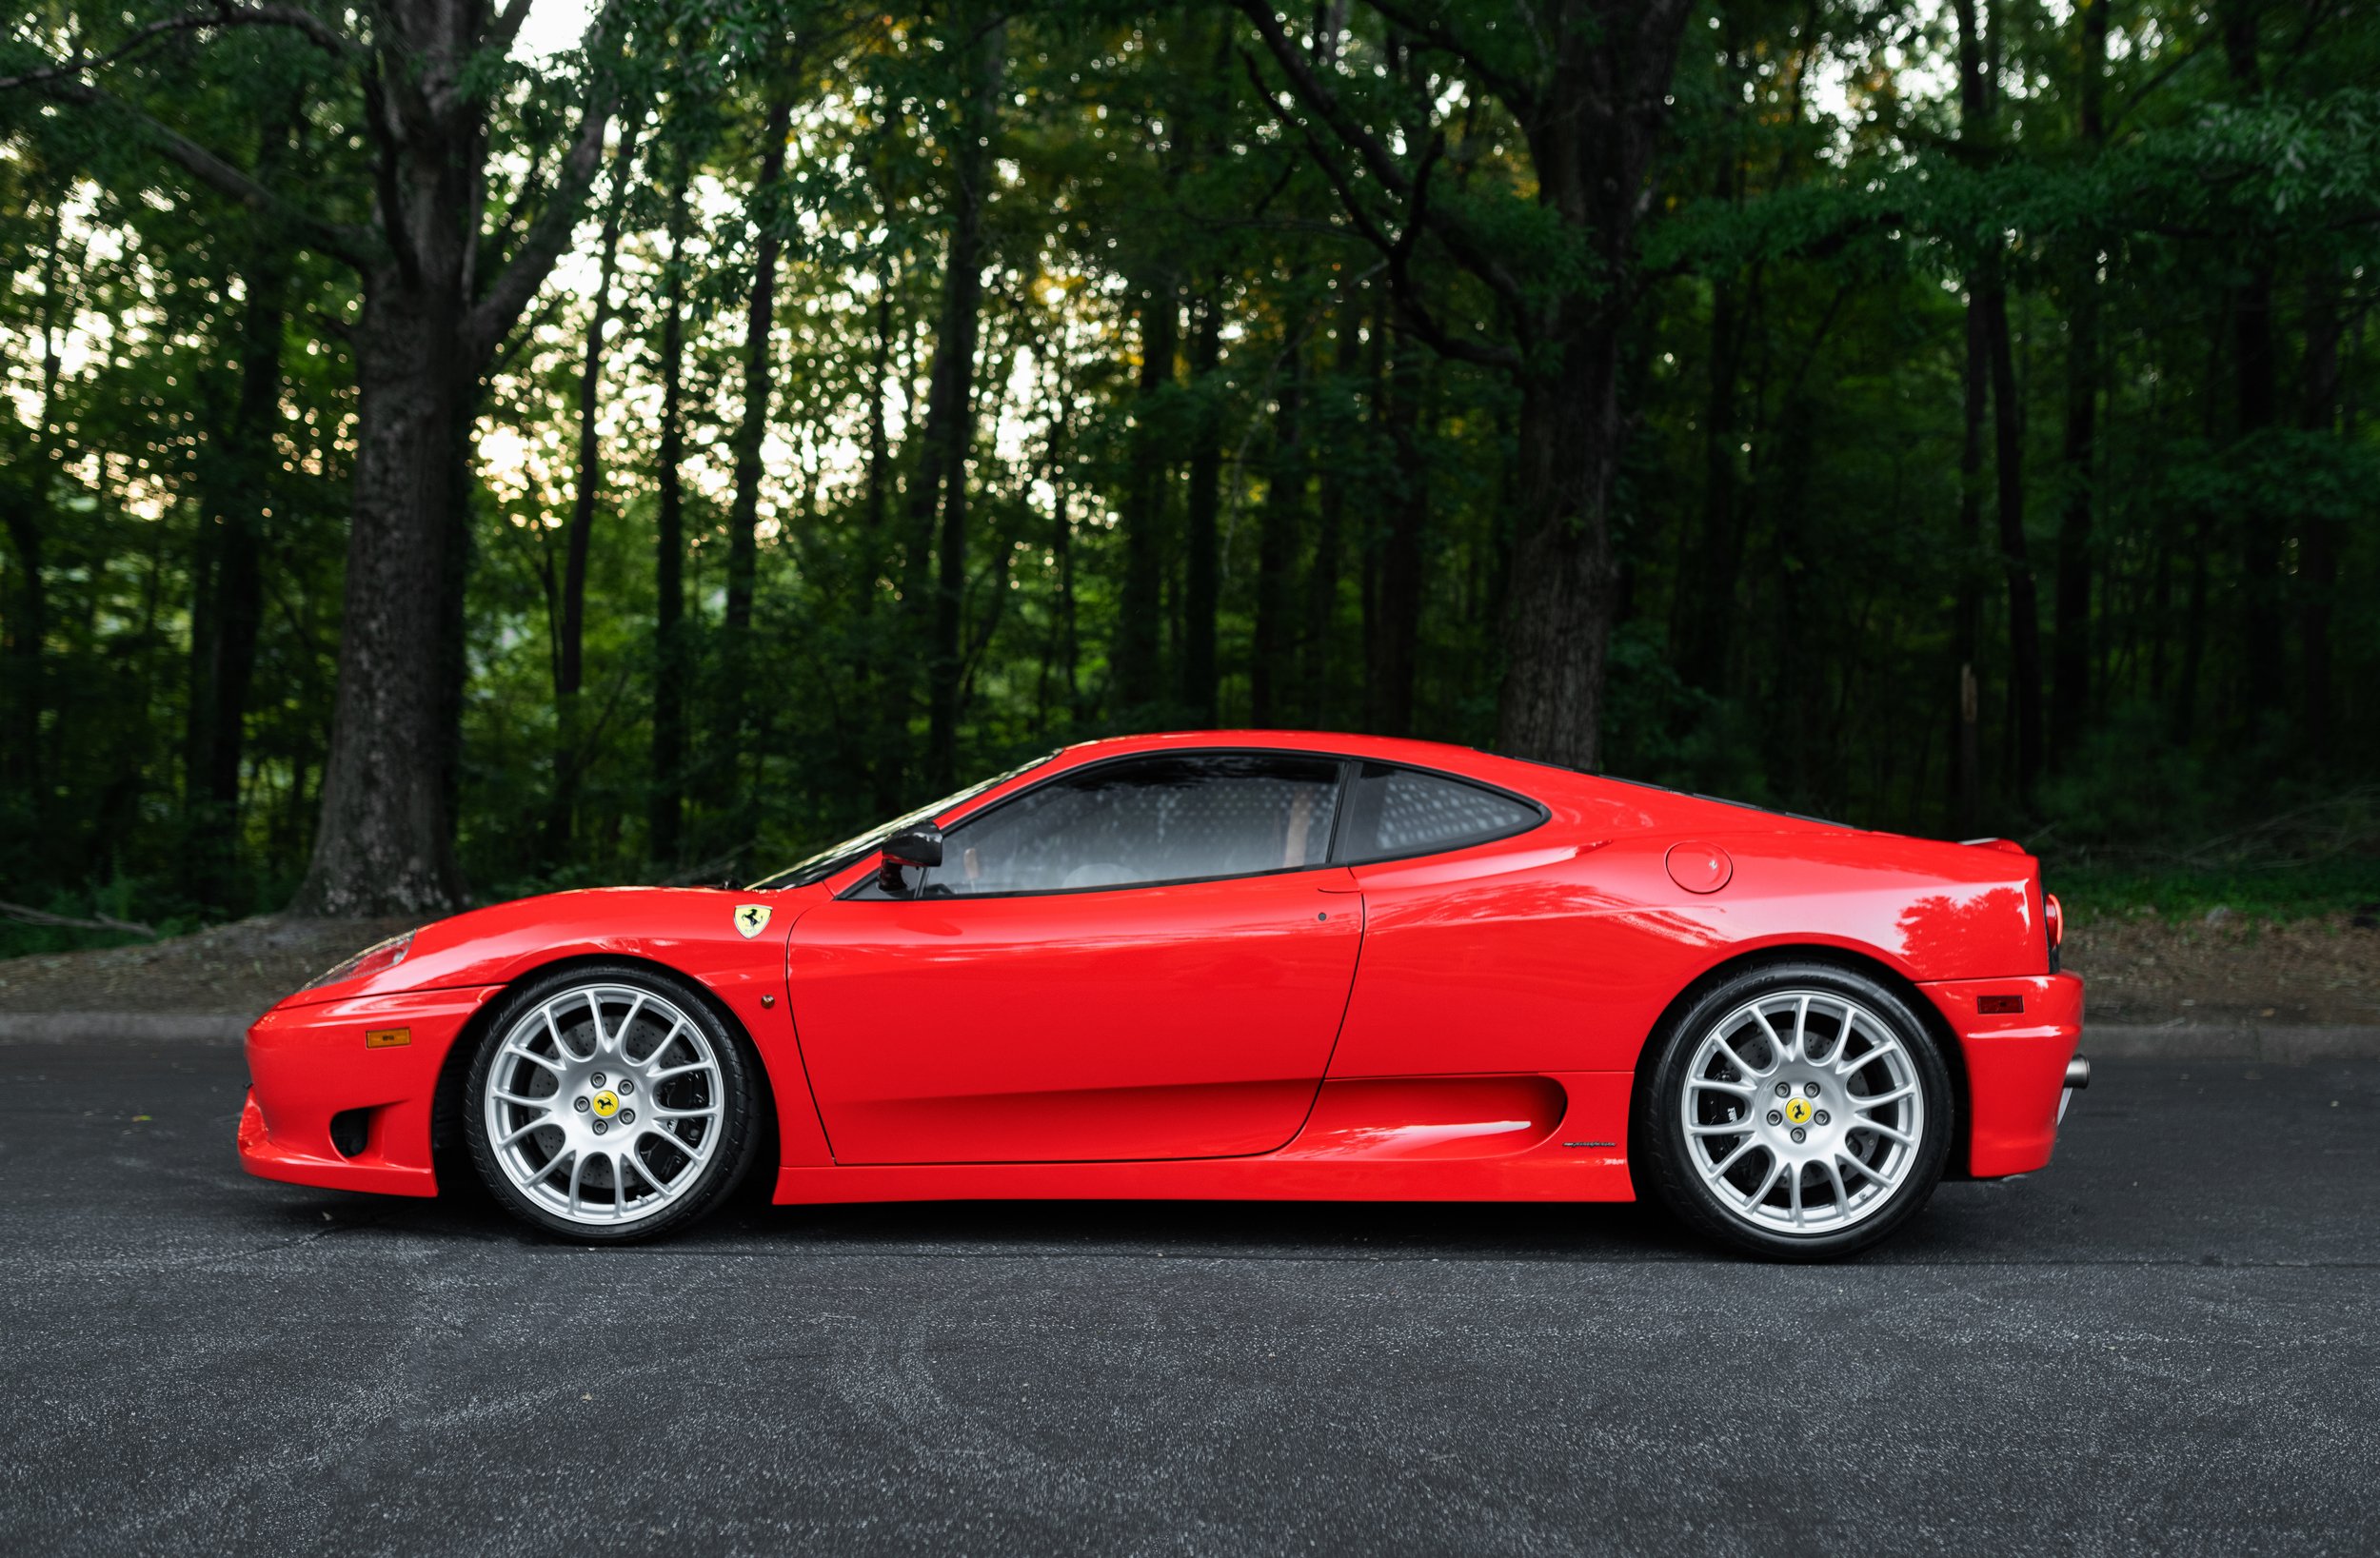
(749, 752, 1056, 889)
(898, 754, 1343, 897)
(1338, 762, 1540, 862)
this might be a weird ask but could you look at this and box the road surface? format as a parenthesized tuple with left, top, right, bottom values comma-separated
(1, 1039, 2372, 1555)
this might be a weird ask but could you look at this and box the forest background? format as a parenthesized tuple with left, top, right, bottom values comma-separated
(3, 0, 2376, 948)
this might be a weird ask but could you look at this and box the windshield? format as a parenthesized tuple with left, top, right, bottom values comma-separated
(745, 752, 1059, 891)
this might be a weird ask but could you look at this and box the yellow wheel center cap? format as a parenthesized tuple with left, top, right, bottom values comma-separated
(590, 1090, 621, 1119)
(1785, 1097, 1813, 1126)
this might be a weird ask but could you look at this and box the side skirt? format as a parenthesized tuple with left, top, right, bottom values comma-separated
(772, 1071, 1636, 1206)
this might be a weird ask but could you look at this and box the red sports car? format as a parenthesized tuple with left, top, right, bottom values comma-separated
(239, 731, 2087, 1257)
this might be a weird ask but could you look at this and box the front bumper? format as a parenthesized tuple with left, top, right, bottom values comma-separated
(239, 985, 502, 1196)
(1917, 971, 2086, 1177)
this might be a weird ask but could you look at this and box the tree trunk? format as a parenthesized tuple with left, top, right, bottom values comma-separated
(922, 21, 1003, 790)
(1684, 268, 1746, 693)
(188, 117, 292, 817)
(2049, 0, 2108, 770)
(3, 198, 65, 803)
(0, 503, 43, 798)
(284, 1, 624, 915)
(1950, 0, 1995, 826)
(1371, 330, 1427, 737)
(1234, 1, 1694, 764)
(290, 271, 473, 915)
(1495, 315, 1622, 770)
(2173, 508, 2211, 744)
(561, 138, 635, 707)
(1180, 289, 1224, 722)
(2223, 5, 2284, 720)
(545, 125, 638, 860)
(862, 276, 902, 812)
(31, 0, 627, 915)
(1953, 0, 2043, 803)
(717, 89, 794, 814)
(1487, 6, 1692, 769)
(1034, 371, 1081, 731)
(1302, 284, 1361, 725)
(2298, 273, 2344, 761)
(184, 240, 286, 901)
(2232, 263, 2282, 708)
(1251, 341, 1304, 728)
(1763, 393, 1821, 799)
(1981, 287, 2043, 802)
(1115, 285, 1178, 711)
(647, 164, 693, 869)
(724, 95, 793, 643)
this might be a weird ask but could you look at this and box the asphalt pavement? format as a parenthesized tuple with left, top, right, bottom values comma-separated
(1, 1039, 2374, 1556)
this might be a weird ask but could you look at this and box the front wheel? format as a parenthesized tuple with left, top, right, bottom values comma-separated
(464, 964, 763, 1242)
(1636, 963, 1954, 1260)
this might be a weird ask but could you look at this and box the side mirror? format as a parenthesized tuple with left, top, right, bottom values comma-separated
(882, 825, 944, 869)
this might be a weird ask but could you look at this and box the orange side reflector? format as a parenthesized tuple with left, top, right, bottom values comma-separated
(364, 1027, 411, 1049)
(1976, 995, 2025, 1016)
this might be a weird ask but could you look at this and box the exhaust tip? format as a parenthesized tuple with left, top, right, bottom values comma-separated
(2064, 1056, 2092, 1091)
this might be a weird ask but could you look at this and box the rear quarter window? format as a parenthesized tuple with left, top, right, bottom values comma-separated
(1336, 762, 1545, 863)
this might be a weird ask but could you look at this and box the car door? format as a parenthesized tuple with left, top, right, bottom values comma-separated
(1319, 760, 1568, 1078)
(785, 752, 1363, 1164)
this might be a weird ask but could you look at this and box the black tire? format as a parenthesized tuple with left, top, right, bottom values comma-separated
(463, 961, 764, 1243)
(1635, 960, 1954, 1261)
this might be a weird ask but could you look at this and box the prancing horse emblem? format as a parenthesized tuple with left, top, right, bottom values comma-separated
(734, 903, 772, 939)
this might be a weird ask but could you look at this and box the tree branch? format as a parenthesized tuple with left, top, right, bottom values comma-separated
(1234, 1, 1532, 323)
(0, 898, 158, 938)
(488, 0, 536, 60)
(0, 0, 362, 91)
(35, 77, 368, 266)
(1240, 50, 1518, 371)
(361, 67, 423, 285)
(1384, 132, 1523, 368)
(1360, 0, 1537, 114)
(463, 0, 625, 359)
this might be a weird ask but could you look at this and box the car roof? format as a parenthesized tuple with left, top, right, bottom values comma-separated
(1054, 729, 1502, 770)
(1037, 731, 1852, 838)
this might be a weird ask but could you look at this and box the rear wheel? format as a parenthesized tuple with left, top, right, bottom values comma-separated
(464, 963, 762, 1242)
(1637, 962, 1953, 1260)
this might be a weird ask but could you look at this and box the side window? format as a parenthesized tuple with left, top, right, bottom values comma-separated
(1336, 762, 1541, 863)
(902, 754, 1343, 897)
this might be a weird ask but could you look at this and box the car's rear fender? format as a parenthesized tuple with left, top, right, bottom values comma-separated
(1625, 943, 1980, 1178)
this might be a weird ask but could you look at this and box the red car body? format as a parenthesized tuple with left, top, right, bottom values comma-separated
(239, 731, 2083, 1211)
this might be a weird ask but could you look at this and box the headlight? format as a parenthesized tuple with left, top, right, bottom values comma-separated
(305, 931, 416, 991)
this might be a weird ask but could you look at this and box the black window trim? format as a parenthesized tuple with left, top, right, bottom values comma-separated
(1331, 756, 1552, 869)
(836, 746, 1552, 902)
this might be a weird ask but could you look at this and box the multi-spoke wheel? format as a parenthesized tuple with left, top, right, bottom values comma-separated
(464, 964, 762, 1241)
(1636, 962, 1953, 1259)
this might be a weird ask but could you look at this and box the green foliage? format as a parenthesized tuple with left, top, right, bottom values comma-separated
(2053, 857, 2380, 924)
(3, 0, 2377, 927)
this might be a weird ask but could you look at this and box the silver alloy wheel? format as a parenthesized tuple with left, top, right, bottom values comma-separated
(481, 982, 724, 1227)
(1678, 988, 1926, 1236)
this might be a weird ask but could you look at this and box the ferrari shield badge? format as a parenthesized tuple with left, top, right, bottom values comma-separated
(733, 903, 772, 939)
